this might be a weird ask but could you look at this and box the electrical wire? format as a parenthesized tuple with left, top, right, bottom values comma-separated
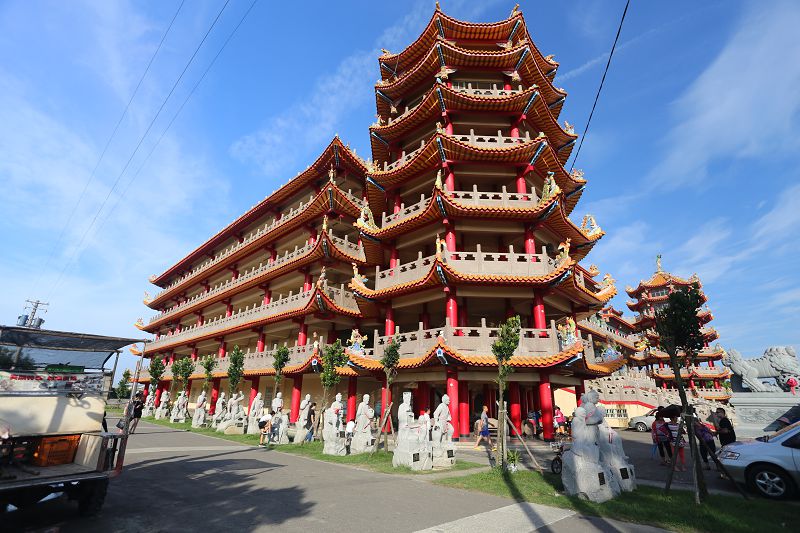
(33, 0, 186, 287)
(569, 0, 630, 172)
(46, 0, 233, 298)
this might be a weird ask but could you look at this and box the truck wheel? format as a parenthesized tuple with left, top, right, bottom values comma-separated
(78, 479, 108, 516)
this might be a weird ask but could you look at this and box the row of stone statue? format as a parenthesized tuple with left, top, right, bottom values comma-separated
(320, 391, 456, 470)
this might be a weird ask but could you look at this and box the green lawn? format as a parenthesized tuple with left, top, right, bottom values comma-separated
(435, 469, 795, 533)
(140, 416, 482, 475)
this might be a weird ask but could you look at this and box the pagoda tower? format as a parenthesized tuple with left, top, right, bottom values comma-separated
(625, 256, 729, 400)
(136, 6, 624, 442)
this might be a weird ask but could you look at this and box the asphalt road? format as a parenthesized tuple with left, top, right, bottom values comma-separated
(5, 421, 668, 532)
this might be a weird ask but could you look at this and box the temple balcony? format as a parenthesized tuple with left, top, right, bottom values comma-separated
(652, 365, 731, 379)
(145, 282, 358, 352)
(578, 318, 640, 349)
(151, 186, 363, 304)
(372, 247, 560, 292)
(146, 231, 363, 329)
(380, 185, 541, 229)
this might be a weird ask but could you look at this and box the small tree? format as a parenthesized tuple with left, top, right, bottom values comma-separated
(115, 368, 132, 399)
(655, 284, 706, 502)
(492, 315, 521, 470)
(272, 345, 290, 399)
(317, 340, 349, 441)
(148, 357, 166, 405)
(199, 354, 217, 393)
(172, 357, 194, 395)
(227, 345, 246, 395)
(379, 338, 401, 449)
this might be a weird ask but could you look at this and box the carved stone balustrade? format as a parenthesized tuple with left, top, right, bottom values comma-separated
(450, 129, 532, 147)
(451, 81, 525, 97)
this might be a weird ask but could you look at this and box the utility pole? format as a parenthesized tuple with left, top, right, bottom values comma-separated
(21, 299, 49, 328)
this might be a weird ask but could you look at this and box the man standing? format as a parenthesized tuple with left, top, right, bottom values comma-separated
(716, 408, 736, 447)
(304, 402, 316, 442)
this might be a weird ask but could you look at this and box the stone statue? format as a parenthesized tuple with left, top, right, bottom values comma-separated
(170, 391, 189, 423)
(192, 391, 207, 428)
(351, 394, 375, 454)
(561, 389, 635, 502)
(392, 392, 433, 470)
(155, 390, 171, 420)
(219, 391, 247, 434)
(271, 409, 290, 444)
(293, 394, 313, 443)
(722, 346, 800, 392)
(247, 393, 264, 434)
(431, 394, 456, 468)
(211, 392, 227, 428)
(271, 392, 284, 414)
(143, 389, 156, 417)
(347, 329, 368, 353)
(322, 394, 347, 456)
(557, 317, 577, 346)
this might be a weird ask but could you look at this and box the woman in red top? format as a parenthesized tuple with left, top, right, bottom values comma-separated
(651, 409, 672, 465)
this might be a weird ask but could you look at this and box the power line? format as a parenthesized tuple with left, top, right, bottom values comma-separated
(47, 0, 233, 298)
(34, 0, 186, 287)
(569, 0, 630, 172)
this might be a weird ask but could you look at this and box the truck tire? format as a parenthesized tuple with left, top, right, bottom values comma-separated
(78, 479, 108, 516)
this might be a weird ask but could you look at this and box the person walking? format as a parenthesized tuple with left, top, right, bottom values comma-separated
(715, 408, 736, 446)
(651, 409, 672, 466)
(554, 406, 567, 435)
(304, 402, 316, 442)
(473, 405, 495, 450)
(667, 415, 686, 471)
(129, 392, 144, 434)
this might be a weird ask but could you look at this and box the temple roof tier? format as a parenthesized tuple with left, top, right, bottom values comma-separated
(627, 346, 726, 365)
(370, 83, 576, 164)
(141, 231, 366, 331)
(378, 9, 556, 83)
(150, 138, 366, 288)
(146, 183, 363, 308)
(625, 269, 702, 298)
(142, 282, 359, 355)
(375, 41, 565, 118)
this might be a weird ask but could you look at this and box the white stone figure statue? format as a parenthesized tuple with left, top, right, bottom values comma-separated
(192, 391, 207, 428)
(219, 391, 246, 433)
(431, 394, 456, 468)
(561, 389, 636, 502)
(271, 408, 290, 444)
(211, 392, 227, 428)
(322, 397, 347, 456)
(247, 393, 264, 434)
(155, 390, 171, 420)
(392, 391, 433, 470)
(271, 392, 284, 414)
(143, 389, 156, 417)
(293, 394, 313, 443)
(170, 391, 189, 423)
(351, 394, 375, 454)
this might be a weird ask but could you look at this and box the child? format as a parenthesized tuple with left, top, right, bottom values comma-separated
(258, 411, 272, 446)
(667, 415, 686, 471)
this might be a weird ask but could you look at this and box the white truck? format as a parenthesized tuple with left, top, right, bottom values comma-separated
(0, 325, 144, 515)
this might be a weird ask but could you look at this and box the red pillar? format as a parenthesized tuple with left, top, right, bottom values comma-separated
(303, 271, 312, 292)
(347, 377, 357, 421)
(520, 385, 528, 421)
(196, 313, 204, 327)
(290, 375, 303, 423)
(154, 382, 163, 407)
(209, 378, 220, 415)
(458, 380, 470, 438)
(446, 369, 460, 440)
(444, 222, 456, 254)
(575, 380, 585, 406)
(445, 287, 459, 333)
(444, 165, 455, 192)
(225, 302, 233, 318)
(248, 377, 260, 415)
(417, 381, 430, 416)
(458, 298, 468, 329)
(381, 377, 392, 433)
(297, 318, 308, 346)
(390, 244, 399, 270)
(482, 384, 489, 414)
(218, 341, 226, 358)
(533, 292, 546, 330)
(713, 378, 720, 389)
(539, 373, 554, 441)
(262, 287, 272, 306)
(257, 329, 266, 352)
(420, 307, 431, 329)
(708, 359, 715, 368)
(509, 381, 522, 433)
(384, 304, 395, 337)
(190, 346, 198, 361)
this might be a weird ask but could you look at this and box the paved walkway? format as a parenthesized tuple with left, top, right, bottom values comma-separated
(6, 421, 669, 532)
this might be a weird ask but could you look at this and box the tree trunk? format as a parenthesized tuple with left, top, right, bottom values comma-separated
(317, 389, 330, 443)
(498, 378, 506, 470)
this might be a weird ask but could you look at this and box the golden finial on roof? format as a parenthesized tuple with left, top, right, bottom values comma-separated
(564, 120, 575, 135)
(510, 4, 519, 17)
(588, 264, 600, 277)
(536, 131, 546, 139)
(435, 121, 445, 134)
(656, 254, 663, 272)
(556, 238, 571, 262)
(570, 168, 585, 180)
(545, 54, 556, 62)
(134, 318, 144, 330)
(143, 290, 151, 304)
(381, 48, 391, 57)
(434, 169, 444, 191)
(580, 214, 602, 237)
(600, 273, 615, 289)
(435, 1, 441, 10)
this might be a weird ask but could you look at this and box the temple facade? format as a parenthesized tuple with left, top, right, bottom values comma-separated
(136, 6, 622, 441)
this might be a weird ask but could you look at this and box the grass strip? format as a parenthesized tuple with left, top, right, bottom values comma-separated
(434, 469, 795, 533)
(140, 416, 481, 475)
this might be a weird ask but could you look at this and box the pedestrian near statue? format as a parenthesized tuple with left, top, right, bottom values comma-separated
(715, 408, 736, 446)
(473, 405, 494, 451)
(651, 409, 672, 466)
(693, 420, 717, 470)
(258, 412, 272, 446)
(304, 402, 316, 442)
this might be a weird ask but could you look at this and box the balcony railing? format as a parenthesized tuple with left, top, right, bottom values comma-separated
(148, 232, 363, 326)
(146, 282, 357, 350)
(372, 247, 559, 292)
(152, 188, 362, 301)
(654, 365, 730, 378)
(578, 319, 640, 346)
(450, 129, 532, 147)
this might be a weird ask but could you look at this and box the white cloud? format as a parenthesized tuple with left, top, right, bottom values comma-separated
(752, 183, 800, 251)
(648, 0, 800, 189)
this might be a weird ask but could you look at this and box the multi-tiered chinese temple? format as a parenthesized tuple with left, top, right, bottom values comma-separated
(624, 257, 729, 401)
(136, 6, 621, 441)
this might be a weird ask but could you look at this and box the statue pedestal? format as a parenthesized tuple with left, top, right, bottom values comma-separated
(431, 442, 456, 469)
(562, 451, 617, 503)
(154, 407, 167, 420)
(293, 425, 309, 444)
(323, 432, 347, 456)
(393, 426, 432, 470)
(143, 407, 154, 418)
(729, 393, 800, 437)
(350, 431, 375, 454)
(224, 423, 245, 435)
(170, 414, 186, 424)
(191, 409, 206, 428)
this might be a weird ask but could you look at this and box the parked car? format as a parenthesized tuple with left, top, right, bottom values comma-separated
(628, 409, 657, 432)
(719, 421, 800, 500)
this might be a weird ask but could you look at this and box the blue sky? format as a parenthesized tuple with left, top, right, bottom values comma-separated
(1, 0, 799, 378)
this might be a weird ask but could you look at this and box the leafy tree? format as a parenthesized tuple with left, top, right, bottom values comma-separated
(115, 368, 132, 399)
(379, 337, 401, 449)
(317, 340, 348, 441)
(227, 345, 246, 395)
(272, 345, 290, 399)
(171, 357, 194, 394)
(199, 354, 217, 393)
(492, 315, 520, 470)
(655, 283, 707, 502)
(148, 357, 166, 389)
